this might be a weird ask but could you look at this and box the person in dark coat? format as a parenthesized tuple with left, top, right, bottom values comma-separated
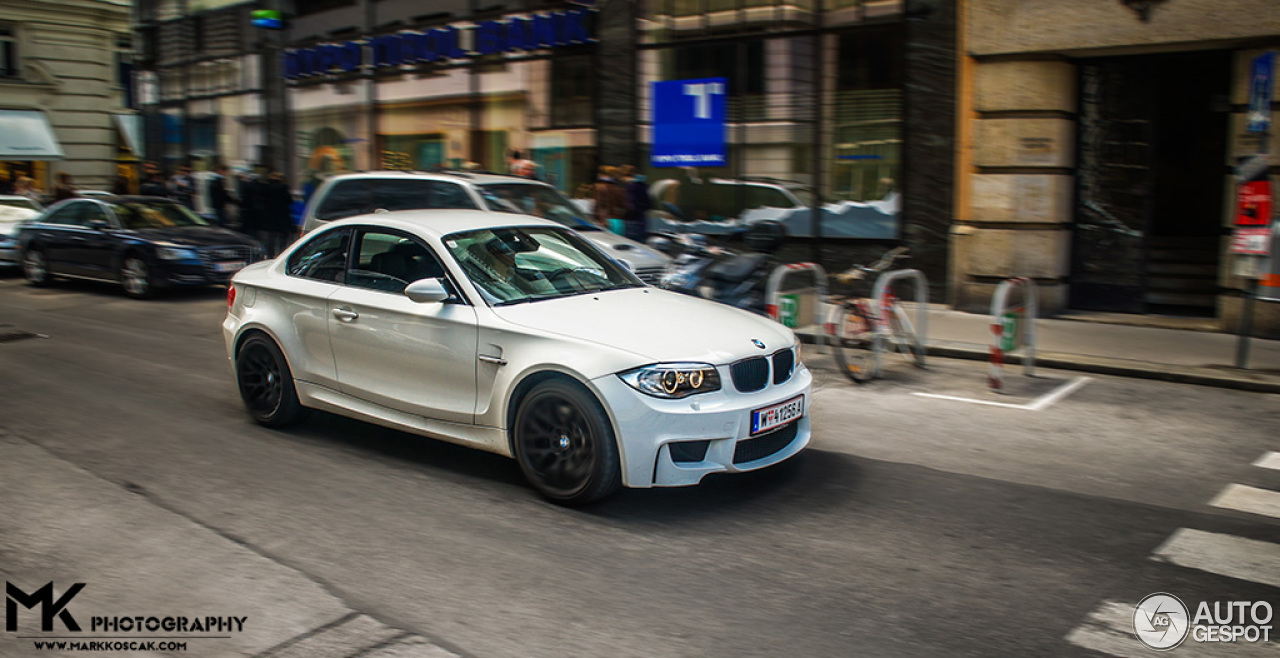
(208, 164, 237, 228)
(237, 169, 264, 235)
(620, 164, 651, 242)
(259, 171, 294, 257)
(139, 171, 169, 197)
(51, 172, 78, 203)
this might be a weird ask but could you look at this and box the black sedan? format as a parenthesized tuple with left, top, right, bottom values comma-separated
(18, 196, 265, 298)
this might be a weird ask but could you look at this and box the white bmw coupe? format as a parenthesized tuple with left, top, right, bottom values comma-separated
(224, 210, 811, 505)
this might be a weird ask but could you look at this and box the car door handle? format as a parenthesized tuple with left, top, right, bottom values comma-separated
(332, 307, 359, 321)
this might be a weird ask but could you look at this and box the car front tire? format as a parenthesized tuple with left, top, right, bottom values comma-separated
(121, 255, 156, 299)
(513, 379, 621, 506)
(236, 334, 307, 427)
(23, 248, 51, 287)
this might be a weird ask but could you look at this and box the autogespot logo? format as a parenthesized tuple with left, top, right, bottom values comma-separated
(1133, 593, 1190, 651)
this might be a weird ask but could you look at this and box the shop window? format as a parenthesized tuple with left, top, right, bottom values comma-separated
(550, 55, 594, 127)
(0, 25, 18, 78)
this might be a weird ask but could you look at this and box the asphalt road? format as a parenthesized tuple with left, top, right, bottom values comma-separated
(1, 274, 1277, 658)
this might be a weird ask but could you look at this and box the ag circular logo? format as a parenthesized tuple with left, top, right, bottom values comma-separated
(1134, 593, 1190, 651)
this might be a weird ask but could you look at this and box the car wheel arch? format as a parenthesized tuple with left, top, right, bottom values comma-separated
(504, 370, 620, 459)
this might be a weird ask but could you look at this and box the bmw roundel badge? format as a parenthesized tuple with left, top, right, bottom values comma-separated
(752, 339, 767, 349)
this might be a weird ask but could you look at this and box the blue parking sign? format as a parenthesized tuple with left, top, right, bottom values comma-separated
(651, 78, 727, 168)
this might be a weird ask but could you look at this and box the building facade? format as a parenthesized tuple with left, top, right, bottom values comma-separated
(954, 0, 1280, 334)
(0, 0, 134, 193)
(137, 0, 958, 291)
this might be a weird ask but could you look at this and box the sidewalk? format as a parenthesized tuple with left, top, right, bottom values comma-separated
(796, 305, 1280, 394)
(0, 432, 462, 658)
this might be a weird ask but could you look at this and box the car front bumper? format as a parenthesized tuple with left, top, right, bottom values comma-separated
(593, 362, 813, 488)
(0, 239, 20, 267)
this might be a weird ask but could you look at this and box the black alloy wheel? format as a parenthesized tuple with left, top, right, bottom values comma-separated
(236, 334, 307, 427)
(513, 380, 621, 506)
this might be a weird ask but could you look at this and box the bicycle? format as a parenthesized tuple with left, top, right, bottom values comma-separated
(825, 246, 925, 383)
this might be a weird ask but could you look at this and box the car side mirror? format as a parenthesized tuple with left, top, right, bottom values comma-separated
(88, 219, 110, 231)
(404, 278, 450, 303)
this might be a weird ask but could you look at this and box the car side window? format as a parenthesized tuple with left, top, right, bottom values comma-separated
(82, 204, 109, 225)
(43, 203, 86, 226)
(348, 229, 447, 294)
(314, 181, 369, 221)
(375, 180, 478, 212)
(286, 229, 350, 283)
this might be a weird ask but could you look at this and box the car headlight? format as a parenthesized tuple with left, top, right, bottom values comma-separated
(156, 246, 199, 260)
(618, 363, 721, 399)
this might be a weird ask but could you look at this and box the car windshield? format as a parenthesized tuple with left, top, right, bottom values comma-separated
(114, 201, 211, 229)
(443, 226, 643, 306)
(476, 183, 600, 232)
(0, 198, 40, 212)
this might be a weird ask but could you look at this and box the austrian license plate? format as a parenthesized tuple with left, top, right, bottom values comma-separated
(750, 394, 804, 436)
(212, 261, 247, 273)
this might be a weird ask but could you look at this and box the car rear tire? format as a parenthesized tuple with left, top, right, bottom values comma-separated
(23, 249, 51, 287)
(236, 334, 307, 427)
(513, 379, 621, 506)
(121, 255, 155, 299)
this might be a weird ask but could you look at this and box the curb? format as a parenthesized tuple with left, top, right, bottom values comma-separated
(797, 332, 1280, 394)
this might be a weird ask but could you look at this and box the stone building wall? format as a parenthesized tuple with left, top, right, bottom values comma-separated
(955, 0, 1280, 333)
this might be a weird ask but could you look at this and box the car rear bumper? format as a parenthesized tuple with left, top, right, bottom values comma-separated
(593, 363, 812, 488)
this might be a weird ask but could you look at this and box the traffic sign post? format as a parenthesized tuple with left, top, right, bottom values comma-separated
(1235, 51, 1276, 369)
(650, 78, 727, 168)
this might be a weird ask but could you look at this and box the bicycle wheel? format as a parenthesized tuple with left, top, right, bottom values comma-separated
(829, 303, 876, 384)
(888, 304, 925, 367)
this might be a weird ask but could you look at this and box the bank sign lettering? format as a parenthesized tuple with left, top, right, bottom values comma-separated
(284, 9, 593, 79)
(651, 78, 727, 168)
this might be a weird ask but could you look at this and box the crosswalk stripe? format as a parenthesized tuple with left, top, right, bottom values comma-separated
(1254, 451, 1280, 471)
(1211, 484, 1280, 519)
(1065, 601, 1279, 657)
(1152, 529, 1280, 589)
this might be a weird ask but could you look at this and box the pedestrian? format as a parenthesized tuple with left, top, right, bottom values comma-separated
(111, 175, 131, 195)
(169, 165, 196, 209)
(140, 169, 168, 197)
(593, 166, 628, 233)
(620, 164, 651, 242)
(259, 171, 294, 257)
(14, 175, 43, 202)
(208, 164, 237, 228)
(51, 172, 78, 203)
(237, 167, 264, 235)
(0, 172, 13, 195)
(507, 149, 538, 179)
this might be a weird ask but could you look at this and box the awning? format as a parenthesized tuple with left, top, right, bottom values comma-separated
(0, 110, 64, 160)
(113, 113, 142, 154)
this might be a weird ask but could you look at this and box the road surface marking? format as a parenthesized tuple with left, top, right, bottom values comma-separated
(1210, 484, 1280, 520)
(1152, 529, 1280, 589)
(912, 376, 1091, 411)
(1253, 451, 1280, 471)
(1065, 600, 1278, 657)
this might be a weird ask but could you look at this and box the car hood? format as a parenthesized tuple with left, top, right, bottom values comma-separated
(583, 231, 670, 271)
(491, 287, 795, 364)
(120, 226, 259, 247)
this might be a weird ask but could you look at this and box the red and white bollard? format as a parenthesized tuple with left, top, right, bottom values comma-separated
(988, 276, 1037, 393)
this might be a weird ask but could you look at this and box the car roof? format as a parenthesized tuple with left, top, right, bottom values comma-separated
(321, 170, 545, 187)
(0, 194, 38, 201)
(322, 208, 565, 238)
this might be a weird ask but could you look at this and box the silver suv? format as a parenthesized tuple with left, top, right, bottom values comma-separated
(302, 171, 670, 283)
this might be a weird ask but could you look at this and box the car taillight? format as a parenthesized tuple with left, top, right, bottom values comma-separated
(227, 284, 236, 310)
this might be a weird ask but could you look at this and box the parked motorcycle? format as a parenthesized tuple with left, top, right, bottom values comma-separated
(649, 221, 787, 315)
